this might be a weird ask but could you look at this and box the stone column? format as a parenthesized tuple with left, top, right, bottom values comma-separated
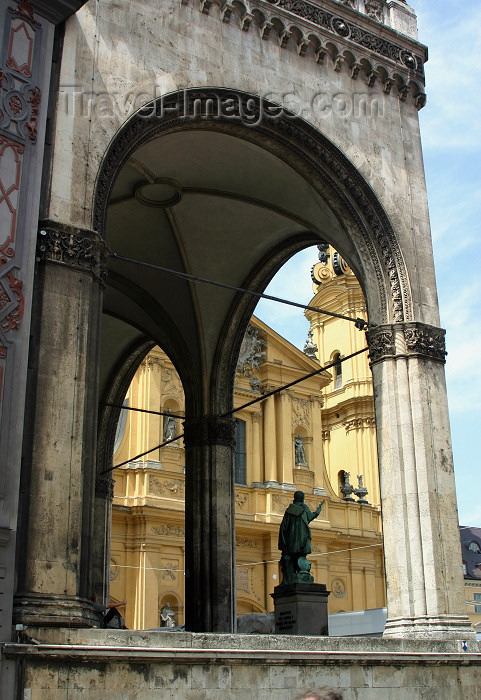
(367, 323, 475, 639)
(14, 223, 105, 627)
(183, 415, 236, 632)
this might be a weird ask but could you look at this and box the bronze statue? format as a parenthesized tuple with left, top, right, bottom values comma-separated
(278, 491, 325, 584)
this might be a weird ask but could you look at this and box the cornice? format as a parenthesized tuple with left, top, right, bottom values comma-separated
(184, 0, 426, 107)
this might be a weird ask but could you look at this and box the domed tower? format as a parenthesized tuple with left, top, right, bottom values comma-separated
(305, 244, 380, 508)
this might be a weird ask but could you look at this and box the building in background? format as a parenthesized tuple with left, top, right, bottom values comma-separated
(111, 249, 385, 630)
(306, 244, 380, 508)
(461, 526, 481, 632)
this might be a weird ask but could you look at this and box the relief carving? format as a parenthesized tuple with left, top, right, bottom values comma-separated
(366, 327, 395, 364)
(236, 566, 250, 592)
(149, 476, 185, 499)
(37, 224, 107, 283)
(331, 578, 347, 598)
(292, 397, 310, 428)
(152, 524, 184, 538)
(161, 560, 178, 582)
(235, 493, 249, 510)
(403, 323, 447, 363)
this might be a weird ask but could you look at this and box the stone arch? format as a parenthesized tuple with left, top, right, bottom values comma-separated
(93, 87, 412, 330)
(89, 86, 414, 634)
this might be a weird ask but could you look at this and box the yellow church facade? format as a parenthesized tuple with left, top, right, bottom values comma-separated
(110, 247, 386, 631)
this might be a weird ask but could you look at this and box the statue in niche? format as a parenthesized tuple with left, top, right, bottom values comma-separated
(163, 408, 177, 441)
(294, 434, 308, 466)
(278, 491, 325, 584)
(160, 602, 175, 627)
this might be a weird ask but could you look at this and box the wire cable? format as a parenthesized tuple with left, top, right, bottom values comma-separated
(103, 402, 184, 419)
(109, 251, 372, 330)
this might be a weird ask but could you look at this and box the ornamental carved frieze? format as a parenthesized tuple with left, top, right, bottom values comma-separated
(37, 223, 108, 283)
(0, 4, 42, 141)
(344, 416, 376, 432)
(183, 415, 236, 448)
(403, 323, 447, 363)
(236, 537, 257, 548)
(235, 492, 249, 510)
(183, 0, 425, 104)
(367, 323, 447, 364)
(149, 476, 185, 499)
(152, 524, 184, 538)
(292, 397, 310, 428)
(366, 326, 395, 364)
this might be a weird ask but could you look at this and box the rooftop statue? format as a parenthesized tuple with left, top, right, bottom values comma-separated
(278, 491, 325, 584)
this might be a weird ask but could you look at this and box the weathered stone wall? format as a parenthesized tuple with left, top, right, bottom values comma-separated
(4, 630, 481, 699)
(49, 0, 436, 323)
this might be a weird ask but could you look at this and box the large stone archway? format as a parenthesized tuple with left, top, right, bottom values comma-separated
(13, 86, 472, 638)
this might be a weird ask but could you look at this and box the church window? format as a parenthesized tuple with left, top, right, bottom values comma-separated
(474, 592, 481, 614)
(234, 419, 247, 485)
(334, 353, 342, 389)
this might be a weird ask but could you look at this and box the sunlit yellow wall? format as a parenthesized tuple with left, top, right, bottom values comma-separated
(111, 316, 386, 630)
(305, 248, 380, 507)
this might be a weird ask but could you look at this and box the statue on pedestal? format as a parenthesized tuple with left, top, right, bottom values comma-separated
(278, 491, 325, 584)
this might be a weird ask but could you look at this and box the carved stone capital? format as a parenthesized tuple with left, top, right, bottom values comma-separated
(37, 221, 108, 283)
(183, 415, 236, 448)
(95, 475, 114, 500)
(366, 325, 396, 364)
(367, 322, 447, 364)
(403, 322, 447, 363)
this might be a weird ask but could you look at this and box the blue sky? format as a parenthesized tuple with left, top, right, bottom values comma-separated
(255, 1, 481, 526)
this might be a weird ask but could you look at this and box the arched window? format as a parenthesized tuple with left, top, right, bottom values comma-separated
(333, 352, 342, 389)
(234, 419, 247, 485)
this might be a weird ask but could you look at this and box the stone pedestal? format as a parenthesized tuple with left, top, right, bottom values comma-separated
(271, 583, 330, 636)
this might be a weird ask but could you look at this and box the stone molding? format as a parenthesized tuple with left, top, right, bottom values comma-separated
(367, 322, 447, 365)
(182, 0, 426, 107)
(37, 221, 107, 283)
(183, 415, 236, 448)
(12, 592, 99, 628)
(94, 87, 412, 325)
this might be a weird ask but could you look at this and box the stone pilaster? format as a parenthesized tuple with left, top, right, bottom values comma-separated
(14, 223, 105, 627)
(183, 415, 236, 632)
(263, 394, 277, 485)
(366, 323, 474, 639)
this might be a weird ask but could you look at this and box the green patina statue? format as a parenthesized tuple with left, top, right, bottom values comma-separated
(278, 491, 325, 584)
